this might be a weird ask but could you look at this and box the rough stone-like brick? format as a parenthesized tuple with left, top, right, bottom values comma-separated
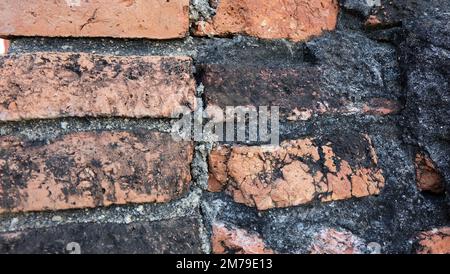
(198, 31, 402, 121)
(200, 64, 401, 121)
(0, 217, 203, 254)
(211, 221, 274, 254)
(194, 0, 339, 41)
(0, 0, 189, 39)
(208, 133, 384, 210)
(367, 0, 448, 29)
(400, 12, 450, 207)
(416, 227, 450, 254)
(309, 228, 367, 254)
(0, 131, 193, 213)
(0, 53, 196, 121)
(414, 152, 444, 194)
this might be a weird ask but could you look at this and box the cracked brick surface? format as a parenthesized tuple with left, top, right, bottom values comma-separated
(0, 131, 193, 213)
(416, 227, 450, 254)
(194, 0, 339, 41)
(414, 152, 444, 194)
(208, 133, 384, 210)
(0, 53, 196, 121)
(211, 221, 274, 254)
(0, 0, 448, 255)
(0, 0, 190, 39)
(309, 228, 367, 254)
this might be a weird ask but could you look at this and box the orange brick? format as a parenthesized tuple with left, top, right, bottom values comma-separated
(211, 222, 274, 254)
(208, 134, 385, 210)
(0, 131, 193, 213)
(414, 152, 444, 194)
(194, 0, 339, 41)
(0, 52, 196, 121)
(0, 0, 189, 39)
(416, 227, 450, 254)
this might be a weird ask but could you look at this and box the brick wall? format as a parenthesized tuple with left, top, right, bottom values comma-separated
(0, 0, 449, 254)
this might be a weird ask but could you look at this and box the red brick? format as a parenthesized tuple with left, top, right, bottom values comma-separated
(0, 131, 193, 213)
(0, 0, 189, 39)
(194, 0, 339, 41)
(0, 53, 196, 121)
(414, 152, 444, 194)
(208, 134, 385, 210)
(211, 221, 274, 254)
(416, 227, 450, 254)
(309, 228, 366, 254)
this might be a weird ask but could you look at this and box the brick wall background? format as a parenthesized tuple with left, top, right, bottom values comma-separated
(0, 0, 449, 254)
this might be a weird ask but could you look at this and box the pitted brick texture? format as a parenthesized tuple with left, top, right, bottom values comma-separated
(211, 221, 274, 254)
(194, 0, 339, 41)
(414, 152, 444, 194)
(208, 134, 385, 210)
(201, 64, 401, 121)
(416, 227, 450, 254)
(0, 53, 196, 121)
(309, 228, 367, 254)
(0, 0, 189, 39)
(0, 131, 193, 213)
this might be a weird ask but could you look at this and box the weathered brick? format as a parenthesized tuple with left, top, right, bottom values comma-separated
(0, 131, 193, 213)
(416, 227, 450, 254)
(0, 217, 202, 254)
(208, 133, 384, 210)
(194, 0, 339, 41)
(198, 31, 402, 121)
(309, 228, 367, 254)
(0, 53, 196, 121)
(211, 221, 274, 254)
(201, 64, 401, 121)
(367, 0, 446, 30)
(414, 152, 444, 194)
(0, 0, 189, 39)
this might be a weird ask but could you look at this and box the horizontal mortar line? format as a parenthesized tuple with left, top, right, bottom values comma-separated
(7, 36, 197, 44)
(0, 188, 203, 233)
(8, 38, 199, 56)
(0, 116, 177, 125)
(0, 117, 178, 136)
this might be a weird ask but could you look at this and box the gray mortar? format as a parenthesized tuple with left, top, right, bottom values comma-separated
(190, 0, 216, 22)
(342, 0, 381, 17)
(192, 142, 212, 190)
(0, 117, 173, 140)
(9, 36, 201, 58)
(0, 187, 202, 233)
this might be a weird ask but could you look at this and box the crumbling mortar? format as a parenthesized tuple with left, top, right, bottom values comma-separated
(0, 187, 204, 233)
(0, 117, 173, 141)
(189, 55, 215, 252)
